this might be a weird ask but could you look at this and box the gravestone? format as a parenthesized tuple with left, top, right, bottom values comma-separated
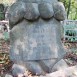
(8, 0, 67, 76)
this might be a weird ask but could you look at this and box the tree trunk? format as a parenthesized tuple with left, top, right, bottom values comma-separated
(67, 0, 71, 19)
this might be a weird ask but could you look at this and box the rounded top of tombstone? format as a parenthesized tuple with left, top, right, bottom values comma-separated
(16, 0, 58, 3)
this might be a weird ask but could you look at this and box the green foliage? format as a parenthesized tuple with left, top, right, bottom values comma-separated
(0, 13, 5, 20)
(59, 0, 77, 20)
(0, 4, 5, 20)
(3, 32, 9, 41)
(66, 30, 76, 36)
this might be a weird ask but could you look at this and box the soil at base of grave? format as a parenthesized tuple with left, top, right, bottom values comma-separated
(0, 39, 77, 76)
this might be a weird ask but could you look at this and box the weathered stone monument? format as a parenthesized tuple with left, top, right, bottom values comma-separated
(8, 0, 68, 76)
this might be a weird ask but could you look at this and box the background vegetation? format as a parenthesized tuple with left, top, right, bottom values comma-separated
(59, 0, 77, 20)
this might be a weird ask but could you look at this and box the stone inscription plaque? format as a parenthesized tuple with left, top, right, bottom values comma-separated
(10, 19, 63, 61)
(23, 19, 58, 60)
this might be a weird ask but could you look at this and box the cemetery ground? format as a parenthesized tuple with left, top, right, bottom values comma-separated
(0, 38, 77, 77)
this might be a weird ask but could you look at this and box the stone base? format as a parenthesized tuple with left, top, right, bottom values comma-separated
(11, 59, 68, 76)
(11, 65, 77, 77)
(40, 65, 77, 77)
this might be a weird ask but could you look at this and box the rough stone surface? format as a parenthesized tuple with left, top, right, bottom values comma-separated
(24, 61, 45, 75)
(9, 0, 67, 75)
(38, 3, 54, 19)
(16, 0, 57, 3)
(53, 2, 67, 20)
(51, 59, 68, 72)
(24, 3, 39, 20)
(10, 18, 66, 61)
(12, 64, 26, 76)
(40, 65, 77, 77)
(8, 2, 25, 28)
(38, 59, 58, 73)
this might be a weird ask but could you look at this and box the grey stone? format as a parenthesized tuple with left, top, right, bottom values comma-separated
(38, 3, 54, 19)
(24, 3, 39, 20)
(53, 2, 67, 21)
(51, 59, 68, 72)
(8, 2, 25, 28)
(38, 59, 58, 73)
(12, 64, 26, 76)
(16, 0, 58, 4)
(10, 18, 66, 61)
(42, 65, 77, 77)
(9, 0, 67, 76)
(24, 61, 45, 75)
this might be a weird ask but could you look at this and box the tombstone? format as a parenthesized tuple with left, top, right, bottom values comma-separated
(0, 4, 5, 20)
(8, 0, 68, 76)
